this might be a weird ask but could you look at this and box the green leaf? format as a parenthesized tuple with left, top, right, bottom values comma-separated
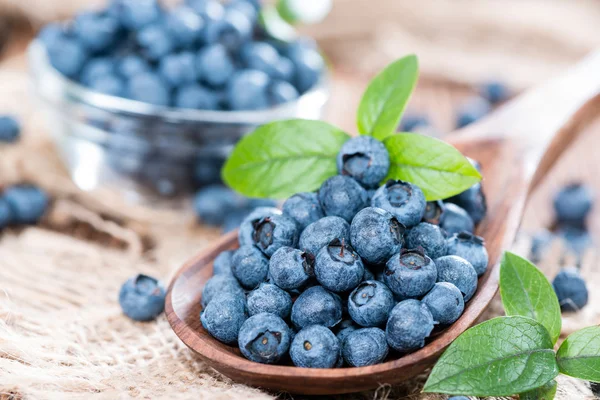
(519, 379, 557, 400)
(276, 0, 332, 25)
(222, 119, 350, 199)
(557, 326, 600, 382)
(423, 316, 559, 396)
(259, 6, 298, 42)
(357, 55, 419, 141)
(383, 133, 482, 200)
(500, 251, 562, 344)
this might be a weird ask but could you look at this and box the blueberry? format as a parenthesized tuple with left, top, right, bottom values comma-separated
(37, 23, 64, 47)
(213, 250, 234, 275)
(481, 81, 509, 104)
(384, 248, 437, 299)
(127, 73, 170, 106)
(116, 0, 161, 30)
(269, 246, 314, 290)
(371, 180, 426, 228)
(283, 192, 324, 230)
(47, 36, 87, 78)
(342, 327, 388, 367)
(422, 200, 444, 225)
(197, 44, 235, 87)
(116, 55, 149, 79)
(89, 74, 124, 96)
(553, 183, 593, 226)
(530, 229, 554, 263)
(3, 185, 49, 224)
(187, 0, 225, 22)
(137, 24, 174, 61)
(335, 319, 358, 343)
(73, 12, 120, 53)
(0, 116, 20, 143)
(272, 57, 295, 82)
(119, 274, 166, 321)
(350, 207, 404, 265)
(399, 113, 429, 132)
(291, 286, 343, 329)
(269, 80, 299, 106)
(422, 282, 464, 325)
(165, 6, 204, 48)
(386, 299, 434, 352)
(227, 0, 258, 24)
(0, 198, 11, 228)
(80, 58, 114, 86)
(246, 283, 293, 319)
(227, 69, 270, 110)
(559, 225, 592, 258)
(446, 231, 488, 276)
(299, 216, 351, 257)
(290, 325, 340, 368)
(439, 203, 474, 235)
(201, 274, 244, 307)
(318, 175, 369, 223)
(288, 45, 324, 93)
(315, 239, 364, 293)
(337, 136, 390, 188)
(553, 267, 588, 312)
(405, 222, 447, 260)
(159, 52, 198, 88)
(232, 245, 270, 289)
(238, 313, 291, 364)
(222, 209, 252, 233)
(348, 280, 395, 327)
(194, 185, 246, 225)
(435, 255, 478, 302)
(456, 97, 491, 128)
(201, 292, 247, 343)
(238, 207, 282, 247)
(203, 8, 252, 49)
(175, 84, 219, 109)
(240, 42, 281, 77)
(251, 214, 299, 257)
(447, 182, 487, 224)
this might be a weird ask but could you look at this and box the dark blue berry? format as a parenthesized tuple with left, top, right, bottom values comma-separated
(232, 245, 270, 289)
(337, 136, 390, 188)
(196, 44, 235, 87)
(290, 325, 340, 368)
(350, 207, 404, 265)
(0, 116, 20, 143)
(251, 214, 299, 257)
(447, 182, 487, 225)
(227, 69, 270, 110)
(213, 250, 234, 275)
(335, 319, 358, 343)
(238, 313, 291, 364)
(47, 36, 88, 78)
(553, 267, 588, 312)
(203, 8, 252, 50)
(119, 274, 166, 321)
(269, 80, 299, 106)
(291, 286, 342, 329)
(269, 246, 314, 290)
(315, 239, 364, 293)
(80, 58, 114, 86)
(405, 222, 447, 260)
(399, 113, 429, 132)
(37, 23, 64, 47)
(116, 0, 161, 30)
(159, 52, 198, 88)
(384, 248, 437, 299)
(283, 192, 324, 230)
(422, 200, 444, 225)
(435, 255, 478, 302)
(89, 74, 124, 96)
(439, 203, 474, 235)
(342, 327, 388, 367)
(456, 97, 491, 128)
(318, 175, 369, 223)
(446, 231, 488, 276)
(288, 45, 324, 93)
(422, 282, 464, 325)
(3, 185, 49, 224)
(165, 6, 204, 48)
(201, 292, 247, 343)
(553, 183, 593, 226)
(116, 55, 150, 79)
(299, 216, 350, 256)
(348, 280, 395, 327)
(73, 12, 120, 53)
(240, 41, 281, 77)
(175, 84, 219, 109)
(137, 23, 174, 61)
(193, 185, 246, 226)
(481, 81, 509, 104)
(386, 299, 434, 352)
(371, 180, 426, 228)
(238, 207, 282, 247)
(201, 274, 244, 307)
(247, 283, 293, 319)
(127, 72, 170, 106)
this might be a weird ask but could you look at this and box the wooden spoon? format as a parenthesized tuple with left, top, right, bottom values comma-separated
(166, 51, 600, 395)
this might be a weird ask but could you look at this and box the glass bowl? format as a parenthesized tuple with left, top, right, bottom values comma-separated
(27, 40, 330, 208)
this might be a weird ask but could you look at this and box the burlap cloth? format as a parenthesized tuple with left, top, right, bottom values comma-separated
(1, 1, 600, 397)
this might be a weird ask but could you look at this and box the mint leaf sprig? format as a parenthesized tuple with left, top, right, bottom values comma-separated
(423, 251, 600, 399)
(223, 55, 481, 200)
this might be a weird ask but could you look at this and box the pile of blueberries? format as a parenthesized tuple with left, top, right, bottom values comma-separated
(200, 135, 488, 368)
(36, 0, 324, 111)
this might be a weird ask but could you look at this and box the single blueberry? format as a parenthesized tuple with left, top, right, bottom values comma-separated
(553, 267, 588, 312)
(350, 207, 404, 265)
(175, 84, 219, 109)
(291, 286, 343, 329)
(269, 80, 299, 106)
(0, 116, 20, 143)
(251, 214, 299, 257)
(288, 45, 324, 93)
(371, 180, 426, 228)
(435, 255, 478, 302)
(439, 203, 474, 235)
(80, 58, 114, 86)
(283, 192, 324, 230)
(3, 185, 49, 224)
(238, 207, 282, 247)
(213, 250, 234, 275)
(137, 23, 174, 61)
(201, 292, 247, 343)
(456, 97, 491, 128)
(238, 313, 292, 364)
(272, 56, 295, 82)
(116, 0, 161, 30)
(116, 55, 150, 79)
(553, 183, 593, 226)
(384, 248, 437, 299)
(269, 246, 314, 290)
(159, 52, 198, 88)
(336, 136, 390, 188)
(165, 6, 204, 48)
(481, 81, 510, 104)
(227, 69, 270, 110)
(46, 36, 88, 78)
(119, 274, 166, 321)
(187, 0, 225, 23)
(386, 299, 434, 352)
(232, 245, 270, 289)
(73, 11, 120, 53)
(193, 184, 246, 226)
(227, 0, 258, 24)
(342, 327, 388, 367)
(348, 280, 395, 327)
(247, 283, 293, 319)
(314, 238, 364, 293)
(447, 182, 487, 225)
(127, 72, 170, 106)
(446, 231, 488, 276)
(37, 23, 64, 47)
(299, 216, 350, 257)
(318, 175, 369, 223)
(201, 274, 244, 307)
(89, 74, 124, 97)
(290, 325, 340, 368)
(405, 222, 447, 260)
(422, 282, 465, 325)
(422, 200, 445, 225)
(335, 319, 358, 343)
(203, 8, 252, 50)
(240, 41, 281, 77)
(399, 113, 429, 132)
(197, 44, 235, 87)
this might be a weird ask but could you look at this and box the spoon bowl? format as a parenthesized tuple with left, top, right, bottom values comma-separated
(166, 51, 600, 394)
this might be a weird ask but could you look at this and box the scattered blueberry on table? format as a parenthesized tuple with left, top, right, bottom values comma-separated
(197, 134, 489, 367)
(119, 274, 166, 321)
(552, 267, 589, 312)
(37, 0, 325, 111)
(0, 184, 49, 228)
(553, 182, 593, 227)
(0, 115, 20, 143)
